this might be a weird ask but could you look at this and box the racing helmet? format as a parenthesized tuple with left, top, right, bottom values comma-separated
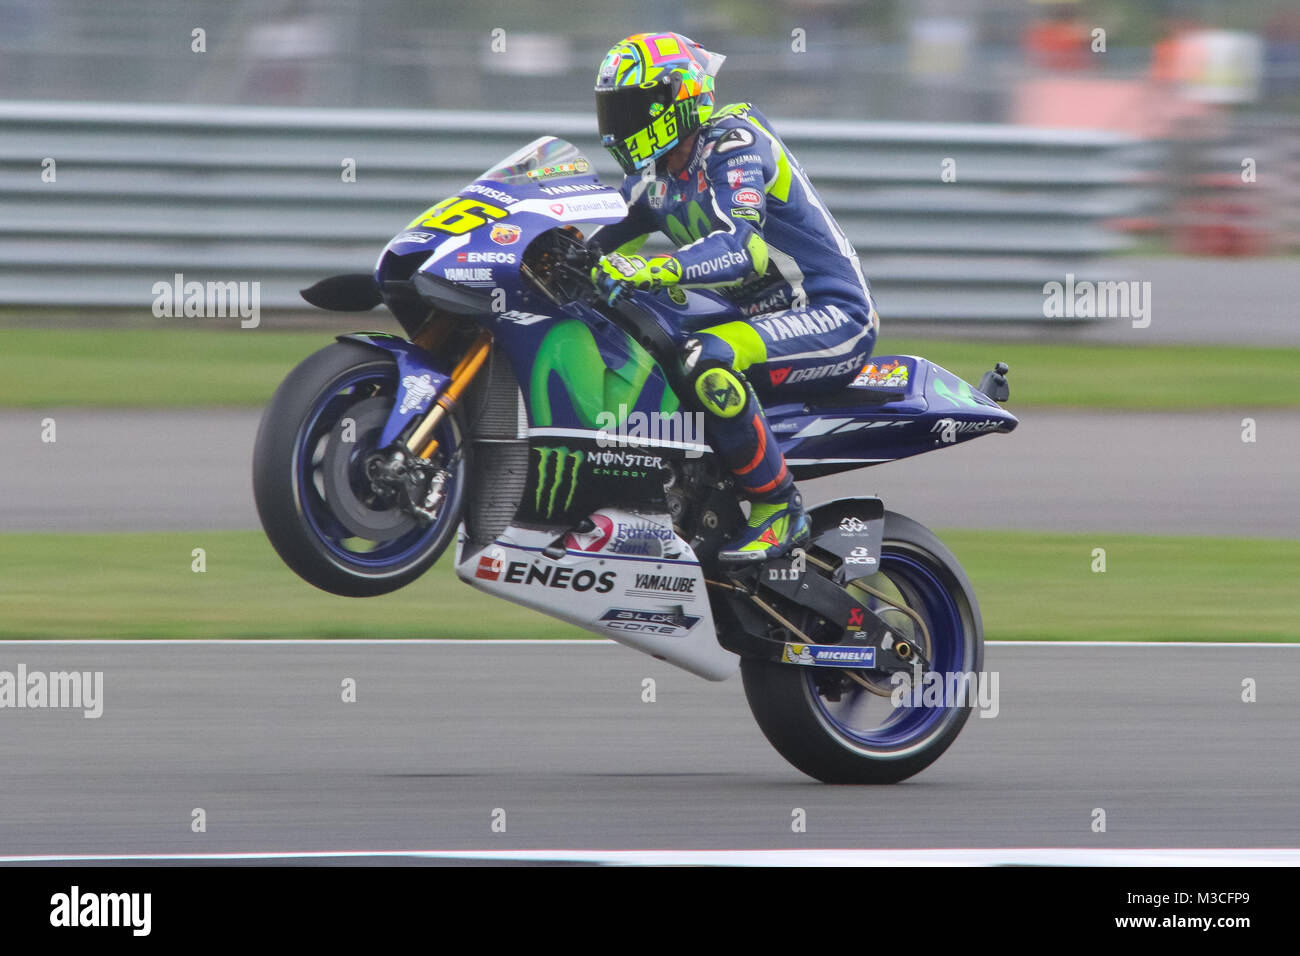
(594, 32, 726, 176)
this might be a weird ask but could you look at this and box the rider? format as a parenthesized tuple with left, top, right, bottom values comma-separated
(589, 32, 879, 564)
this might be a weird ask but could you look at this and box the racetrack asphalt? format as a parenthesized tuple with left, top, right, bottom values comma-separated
(1, 408, 1295, 537)
(0, 642, 1295, 859)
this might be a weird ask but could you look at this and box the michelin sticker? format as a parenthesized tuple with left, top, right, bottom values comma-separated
(399, 373, 438, 414)
(781, 643, 877, 668)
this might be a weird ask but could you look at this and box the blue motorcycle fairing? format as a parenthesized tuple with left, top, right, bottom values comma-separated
(374, 177, 630, 355)
(366, 136, 1017, 477)
(382, 176, 627, 264)
(632, 286, 747, 333)
(767, 355, 1018, 475)
(335, 333, 451, 449)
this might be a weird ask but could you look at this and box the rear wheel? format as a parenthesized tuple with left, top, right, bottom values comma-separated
(741, 507, 983, 783)
(252, 341, 465, 597)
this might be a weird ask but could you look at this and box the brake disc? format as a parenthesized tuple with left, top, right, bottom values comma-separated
(320, 396, 418, 540)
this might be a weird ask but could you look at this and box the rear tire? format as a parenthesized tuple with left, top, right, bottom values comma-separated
(741, 507, 983, 784)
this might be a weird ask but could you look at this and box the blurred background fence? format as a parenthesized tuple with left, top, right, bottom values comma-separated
(3, 0, 1299, 119)
(0, 100, 1163, 318)
(1, 0, 1297, 322)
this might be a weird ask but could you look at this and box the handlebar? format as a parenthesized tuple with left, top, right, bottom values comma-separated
(570, 240, 635, 305)
(592, 271, 633, 306)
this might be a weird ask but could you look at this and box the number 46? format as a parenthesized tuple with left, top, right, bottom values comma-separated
(407, 197, 507, 234)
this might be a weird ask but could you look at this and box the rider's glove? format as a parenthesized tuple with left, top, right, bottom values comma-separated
(592, 253, 683, 291)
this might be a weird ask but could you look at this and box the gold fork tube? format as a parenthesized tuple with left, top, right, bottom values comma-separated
(406, 331, 492, 459)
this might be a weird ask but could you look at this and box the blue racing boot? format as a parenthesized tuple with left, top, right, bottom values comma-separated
(717, 485, 810, 564)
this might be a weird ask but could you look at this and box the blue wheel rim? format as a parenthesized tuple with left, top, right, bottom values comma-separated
(294, 365, 460, 569)
(806, 548, 970, 752)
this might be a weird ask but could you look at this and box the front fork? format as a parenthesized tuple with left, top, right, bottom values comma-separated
(402, 330, 492, 459)
(341, 327, 493, 525)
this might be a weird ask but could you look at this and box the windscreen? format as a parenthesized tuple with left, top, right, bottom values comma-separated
(477, 137, 597, 186)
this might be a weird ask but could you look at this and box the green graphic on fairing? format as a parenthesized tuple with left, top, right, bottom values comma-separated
(529, 319, 679, 428)
(534, 446, 583, 518)
(931, 369, 991, 410)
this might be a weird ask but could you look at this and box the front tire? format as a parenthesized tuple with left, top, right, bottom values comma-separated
(252, 341, 465, 597)
(741, 507, 984, 784)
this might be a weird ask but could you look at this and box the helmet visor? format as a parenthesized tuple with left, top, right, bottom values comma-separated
(598, 83, 685, 174)
(595, 81, 675, 143)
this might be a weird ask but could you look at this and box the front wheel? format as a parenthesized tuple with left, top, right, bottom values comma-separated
(741, 507, 984, 784)
(252, 341, 466, 597)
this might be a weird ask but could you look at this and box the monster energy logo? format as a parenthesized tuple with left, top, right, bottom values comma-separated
(533, 446, 583, 519)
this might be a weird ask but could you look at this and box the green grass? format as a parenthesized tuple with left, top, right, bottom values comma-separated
(1, 529, 1295, 642)
(2, 327, 1298, 410)
(941, 530, 1299, 643)
(0, 328, 337, 408)
(0, 531, 562, 640)
(882, 338, 1300, 410)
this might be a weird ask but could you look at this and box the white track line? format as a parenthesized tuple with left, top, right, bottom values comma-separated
(1, 848, 1298, 867)
(0, 640, 1294, 647)
(0, 639, 609, 646)
(987, 641, 1298, 648)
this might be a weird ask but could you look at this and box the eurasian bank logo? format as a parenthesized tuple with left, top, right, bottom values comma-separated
(533, 446, 583, 519)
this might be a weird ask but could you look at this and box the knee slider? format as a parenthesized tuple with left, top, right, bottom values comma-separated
(679, 337, 749, 420)
(695, 366, 749, 418)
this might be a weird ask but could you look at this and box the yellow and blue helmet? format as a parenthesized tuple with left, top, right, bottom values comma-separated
(595, 32, 726, 176)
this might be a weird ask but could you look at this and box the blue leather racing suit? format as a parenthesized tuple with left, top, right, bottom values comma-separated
(592, 103, 879, 499)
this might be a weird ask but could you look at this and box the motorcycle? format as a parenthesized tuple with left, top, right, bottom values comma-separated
(252, 136, 1017, 784)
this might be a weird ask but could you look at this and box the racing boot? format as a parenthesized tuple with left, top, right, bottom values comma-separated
(717, 479, 811, 564)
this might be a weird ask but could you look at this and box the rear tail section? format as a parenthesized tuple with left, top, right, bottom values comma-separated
(765, 356, 1018, 479)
